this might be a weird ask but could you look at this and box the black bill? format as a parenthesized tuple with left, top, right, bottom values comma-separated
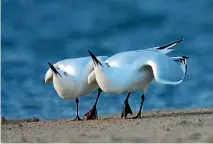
(48, 62, 62, 77)
(88, 50, 103, 67)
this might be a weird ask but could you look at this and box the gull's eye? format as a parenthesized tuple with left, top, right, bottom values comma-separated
(64, 72, 68, 76)
(106, 62, 110, 67)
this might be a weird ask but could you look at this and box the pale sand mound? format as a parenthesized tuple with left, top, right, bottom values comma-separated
(1, 108, 213, 143)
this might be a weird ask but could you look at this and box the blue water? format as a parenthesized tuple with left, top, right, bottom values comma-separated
(2, 0, 213, 120)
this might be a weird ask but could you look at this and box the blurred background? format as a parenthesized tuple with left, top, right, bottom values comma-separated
(2, 0, 213, 120)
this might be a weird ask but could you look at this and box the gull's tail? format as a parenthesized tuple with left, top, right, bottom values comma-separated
(147, 39, 184, 54)
(171, 56, 189, 74)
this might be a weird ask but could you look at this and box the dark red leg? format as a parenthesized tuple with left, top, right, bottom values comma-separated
(83, 88, 102, 120)
(73, 97, 82, 121)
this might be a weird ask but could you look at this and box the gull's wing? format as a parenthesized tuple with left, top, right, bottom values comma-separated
(137, 53, 186, 85)
(45, 68, 53, 83)
(144, 39, 184, 54)
(88, 70, 96, 84)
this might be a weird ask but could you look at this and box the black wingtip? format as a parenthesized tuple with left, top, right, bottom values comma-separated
(176, 39, 184, 44)
(157, 39, 184, 50)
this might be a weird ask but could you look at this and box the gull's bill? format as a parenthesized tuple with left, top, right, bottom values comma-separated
(88, 50, 103, 67)
(48, 62, 62, 77)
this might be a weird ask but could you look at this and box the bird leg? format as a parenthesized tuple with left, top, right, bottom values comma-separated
(73, 97, 82, 121)
(83, 88, 102, 120)
(121, 92, 133, 118)
(133, 94, 145, 119)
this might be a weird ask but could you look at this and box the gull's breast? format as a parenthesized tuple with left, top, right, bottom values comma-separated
(96, 73, 127, 94)
(53, 79, 79, 99)
(55, 87, 77, 99)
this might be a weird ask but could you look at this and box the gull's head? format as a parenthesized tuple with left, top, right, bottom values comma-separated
(47, 62, 72, 84)
(88, 50, 115, 92)
(88, 50, 124, 94)
(47, 62, 78, 99)
(88, 50, 110, 70)
(48, 62, 62, 78)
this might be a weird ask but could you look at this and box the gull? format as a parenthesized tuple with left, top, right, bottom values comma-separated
(87, 39, 189, 118)
(45, 56, 108, 120)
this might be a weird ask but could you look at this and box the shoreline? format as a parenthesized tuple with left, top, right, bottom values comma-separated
(1, 108, 213, 142)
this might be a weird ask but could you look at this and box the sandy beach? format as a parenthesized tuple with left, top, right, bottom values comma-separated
(1, 108, 213, 143)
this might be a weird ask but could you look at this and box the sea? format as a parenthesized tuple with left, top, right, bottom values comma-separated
(2, 0, 213, 120)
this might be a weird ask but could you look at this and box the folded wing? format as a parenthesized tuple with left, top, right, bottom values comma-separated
(137, 54, 186, 85)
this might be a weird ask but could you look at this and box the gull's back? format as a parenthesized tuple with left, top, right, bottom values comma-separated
(106, 50, 146, 67)
(105, 50, 167, 67)
(57, 56, 108, 79)
(57, 57, 93, 77)
(105, 39, 184, 67)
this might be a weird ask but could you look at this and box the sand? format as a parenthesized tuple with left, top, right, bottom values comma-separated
(1, 108, 213, 143)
